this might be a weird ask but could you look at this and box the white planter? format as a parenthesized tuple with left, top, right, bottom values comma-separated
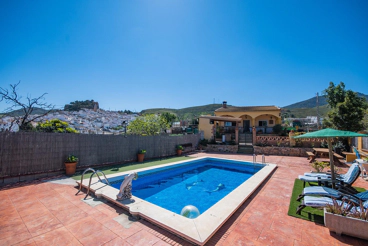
(324, 208, 368, 240)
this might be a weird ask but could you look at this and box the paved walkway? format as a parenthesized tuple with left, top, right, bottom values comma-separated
(1, 153, 368, 246)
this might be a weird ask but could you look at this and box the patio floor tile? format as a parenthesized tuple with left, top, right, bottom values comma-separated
(23, 212, 63, 237)
(53, 205, 89, 226)
(101, 237, 131, 246)
(18, 206, 52, 222)
(12, 238, 37, 246)
(32, 226, 79, 246)
(65, 217, 104, 239)
(112, 223, 143, 239)
(125, 230, 160, 246)
(79, 230, 118, 246)
(231, 220, 262, 241)
(0, 207, 20, 221)
(0, 224, 32, 246)
(257, 227, 295, 245)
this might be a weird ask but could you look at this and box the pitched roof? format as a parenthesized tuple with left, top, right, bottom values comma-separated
(215, 105, 281, 112)
(199, 115, 242, 122)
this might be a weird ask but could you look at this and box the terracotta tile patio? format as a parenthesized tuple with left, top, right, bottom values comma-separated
(1, 153, 368, 246)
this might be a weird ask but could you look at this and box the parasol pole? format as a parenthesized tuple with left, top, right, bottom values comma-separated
(327, 138, 335, 189)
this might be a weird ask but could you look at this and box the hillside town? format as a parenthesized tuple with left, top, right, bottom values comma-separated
(0, 108, 137, 134)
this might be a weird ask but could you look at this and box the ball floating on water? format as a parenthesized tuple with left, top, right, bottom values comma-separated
(180, 205, 200, 219)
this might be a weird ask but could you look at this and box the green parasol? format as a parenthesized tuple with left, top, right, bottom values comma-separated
(293, 128, 368, 188)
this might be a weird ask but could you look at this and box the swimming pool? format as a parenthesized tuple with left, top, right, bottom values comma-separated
(109, 158, 263, 216)
(79, 157, 277, 245)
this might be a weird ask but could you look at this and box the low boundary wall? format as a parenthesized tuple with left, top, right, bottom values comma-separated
(254, 146, 313, 157)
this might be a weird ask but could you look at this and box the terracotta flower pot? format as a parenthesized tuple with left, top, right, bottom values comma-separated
(176, 149, 182, 156)
(65, 162, 77, 175)
(137, 153, 145, 162)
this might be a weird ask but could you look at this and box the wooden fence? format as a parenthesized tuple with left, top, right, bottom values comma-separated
(0, 132, 201, 183)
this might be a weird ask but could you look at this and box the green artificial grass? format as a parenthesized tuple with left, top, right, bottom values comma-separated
(288, 179, 325, 224)
(288, 179, 366, 225)
(71, 156, 193, 181)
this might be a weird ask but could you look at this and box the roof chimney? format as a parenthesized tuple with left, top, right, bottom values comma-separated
(222, 101, 227, 108)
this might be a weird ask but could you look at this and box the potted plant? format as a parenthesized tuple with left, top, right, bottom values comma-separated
(176, 145, 184, 156)
(333, 141, 345, 155)
(324, 199, 368, 240)
(137, 149, 146, 162)
(65, 154, 78, 175)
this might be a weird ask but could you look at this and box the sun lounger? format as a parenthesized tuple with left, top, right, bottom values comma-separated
(296, 186, 368, 202)
(353, 147, 368, 178)
(296, 195, 368, 215)
(298, 164, 360, 188)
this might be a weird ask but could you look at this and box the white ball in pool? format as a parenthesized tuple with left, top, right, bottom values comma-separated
(180, 205, 200, 219)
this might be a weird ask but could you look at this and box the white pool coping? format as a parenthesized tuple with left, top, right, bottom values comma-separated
(77, 157, 277, 245)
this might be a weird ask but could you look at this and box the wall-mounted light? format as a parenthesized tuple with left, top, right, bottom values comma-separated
(122, 120, 127, 137)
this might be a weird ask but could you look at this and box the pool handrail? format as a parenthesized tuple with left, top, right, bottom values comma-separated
(76, 168, 110, 199)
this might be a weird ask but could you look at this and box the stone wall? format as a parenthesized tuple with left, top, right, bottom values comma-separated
(254, 146, 313, 157)
(204, 144, 238, 153)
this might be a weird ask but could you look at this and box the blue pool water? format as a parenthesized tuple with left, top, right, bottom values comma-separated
(110, 158, 264, 216)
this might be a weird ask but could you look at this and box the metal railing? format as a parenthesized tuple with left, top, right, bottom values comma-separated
(76, 168, 110, 199)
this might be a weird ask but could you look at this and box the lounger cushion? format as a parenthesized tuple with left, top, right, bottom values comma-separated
(303, 173, 331, 178)
(355, 191, 368, 201)
(302, 186, 341, 199)
(298, 175, 330, 182)
(303, 196, 335, 207)
(342, 164, 360, 184)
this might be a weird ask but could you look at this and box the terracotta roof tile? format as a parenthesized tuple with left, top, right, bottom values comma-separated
(215, 106, 280, 112)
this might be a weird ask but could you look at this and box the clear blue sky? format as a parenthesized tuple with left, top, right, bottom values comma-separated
(1, 0, 367, 112)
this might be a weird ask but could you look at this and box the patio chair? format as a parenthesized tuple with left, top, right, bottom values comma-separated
(298, 163, 360, 188)
(353, 147, 368, 178)
(296, 186, 368, 202)
(362, 163, 368, 179)
(296, 194, 368, 215)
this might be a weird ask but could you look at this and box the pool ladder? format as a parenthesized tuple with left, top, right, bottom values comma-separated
(75, 168, 110, 199)
(253, 154, 266, 164)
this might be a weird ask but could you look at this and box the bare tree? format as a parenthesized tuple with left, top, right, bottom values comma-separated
(0, 82, 54, 131)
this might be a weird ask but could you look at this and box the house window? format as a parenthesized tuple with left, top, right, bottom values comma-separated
(269, 120, 274, 125)
(225, 122, 232, 127)
(258, 121, 267, 127)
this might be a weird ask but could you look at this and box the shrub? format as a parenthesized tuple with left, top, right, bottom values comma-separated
(311, 161, 329, 172)
(37, 119, 78, 133)
(321, 141, 328, 148)
(273, 124, 283, 135)
(199, 139, 209, 146)
(138, 149, 146, 154)
(333, 141, 345, 150)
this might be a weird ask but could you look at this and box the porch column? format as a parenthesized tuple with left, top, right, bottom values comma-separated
(252, 126, 256, 144)
(251, 118, 256, 127)
(235, 124, 239, 144)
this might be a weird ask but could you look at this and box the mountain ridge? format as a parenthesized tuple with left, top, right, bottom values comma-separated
(3, 92, 367, 119)
(283, 92, 368, 109)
